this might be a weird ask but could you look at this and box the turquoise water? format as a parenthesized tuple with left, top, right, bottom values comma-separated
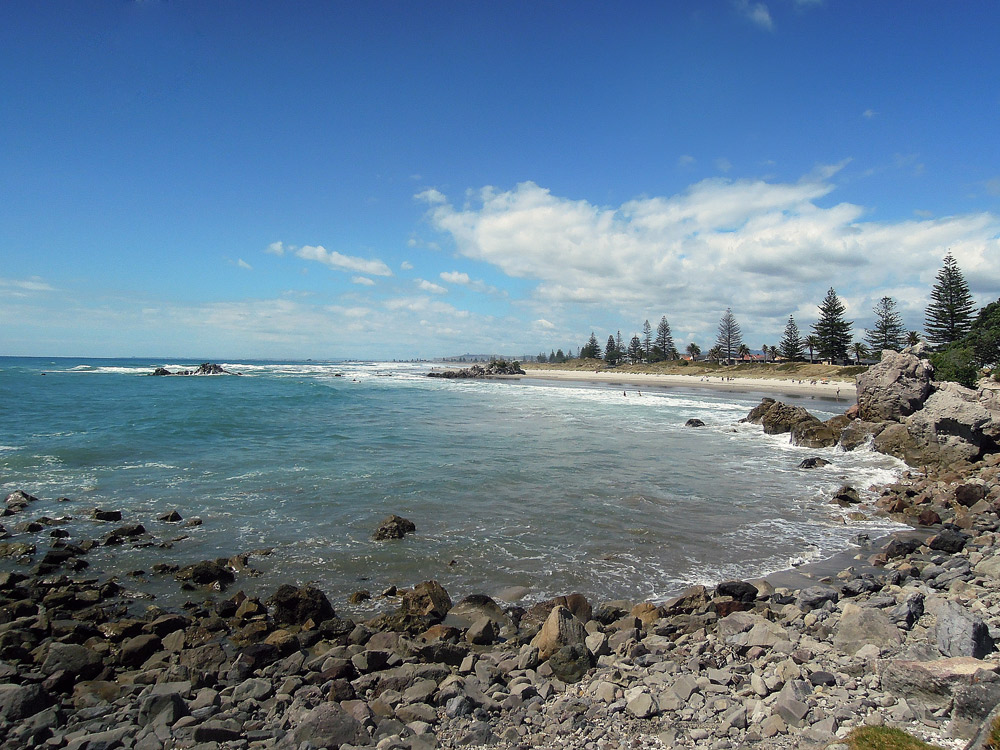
(0, 357, 905, 614)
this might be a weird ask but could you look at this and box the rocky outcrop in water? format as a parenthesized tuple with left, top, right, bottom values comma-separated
(427, 361, 525, 379)
(151, 362, 239, 376)
(373, 514, 416, 540)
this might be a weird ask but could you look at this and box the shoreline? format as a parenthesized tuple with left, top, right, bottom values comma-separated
(520, 367, 855, 401)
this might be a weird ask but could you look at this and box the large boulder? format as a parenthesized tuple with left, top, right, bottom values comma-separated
(745, 399, 817, 435)
(882, 657, 997, 711)
(530, 605, 587, 660)
(400, 580, 452, 622)
(269, 584, 335, 626)
(373, 514, 416, 540)
(291, 702, 371, 747)
(905, 381, 1000, 463)
(856, 349, 933, 422)
(832, 602, 901, 655)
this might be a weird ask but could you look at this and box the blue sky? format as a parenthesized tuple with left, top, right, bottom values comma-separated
(2, 1, 999, 359)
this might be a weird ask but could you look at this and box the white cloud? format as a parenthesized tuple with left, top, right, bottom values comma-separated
(237, 258, 253, 270)
(421, 176, 1000, 344)
(715, 157, 733, 173)
(294, 245, 392, 277)
(862, 108, 877, 119)
(265, 241, 286, 256)
(415, 188, 447, 205)
(737, 1, 774, 30)
(352, 276, 375, 286)
(401, 261, 414, 270)
(0, 276, 55, 293)
(535, 319, 555, 329)
(440, 271, 471, 285)
(416, 279, 447, 294)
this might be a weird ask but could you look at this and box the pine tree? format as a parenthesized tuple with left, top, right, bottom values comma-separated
(605, 335, 619, 365)
(628, 335, 642, 363)
(779, 316, 804, 361)
(641, 320, 653, 363)
(581, 332, 601, 359)
(715, 308, 743, 364)
(812, 288, 852, 362)
(866, 296, 906, 353)
(655, 316, 676, 360)
(925, 253, 976, 347)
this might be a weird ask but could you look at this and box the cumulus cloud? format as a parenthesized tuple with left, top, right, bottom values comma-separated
(265, 241, 286, 256)
(417, 279, 447, 294)
(401, 261, 414, 270)
(420, 176, 1000, 343)
(535, 319, 556, 329)
(440, 271, 471, 285)
(352, 276, 375, 286)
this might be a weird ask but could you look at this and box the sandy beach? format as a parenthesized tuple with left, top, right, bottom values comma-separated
(520, 367, 856, 402)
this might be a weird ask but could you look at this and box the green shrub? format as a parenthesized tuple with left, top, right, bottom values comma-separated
(846, 726, 943, 749)
(930, 346, 978, 388)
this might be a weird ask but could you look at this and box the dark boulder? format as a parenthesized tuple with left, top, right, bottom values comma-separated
(269, 584, 335, 626)
(685, 418, 706, 427)
(400, 580, 452, 622)
(175, 559, 235, 589)
(798, 457, 831, 469)
(373, 514, 416, 541)
(928, 528, 969, 553)
(831, 485, 861, 505)
(547, 643, 592, 683)
(714, 580, 759, 604)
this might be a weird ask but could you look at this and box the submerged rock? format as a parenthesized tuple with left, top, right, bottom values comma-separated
(373, 514, 416, 540)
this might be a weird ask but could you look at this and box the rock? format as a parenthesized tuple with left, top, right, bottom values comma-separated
(746, 398, 820, 436)
(373, 514, 416, 540)
(41, 642, 103, 679)
(0, 683, 52, 722)
(428, 360, 525, 379)
(956, 481, 989, 507)
(400, 580, 452, 622)
(796, 586, 839, 611)
(450, 593, 509, 627)
(832, 485, 861, 504)
(791, 417, 840, 448)
(175, 559, 235, 589)
(905, 381, 1000, 464)
(951, 672, 1000, 740)
(291, 702, 371, 747)
(927, 527, 968, 553)
(121, 634, 162, 667)
(158, 510, 183, 522)
(625, 688, 658, 718)
(798, 457, 831, 469)
(856, 349, 933, 422)
(935, 600, 994, 658)
(715, 580, 758, 603)
(884, 537, 921, 559)
(839, 420, 888, 451)
(685, 418, 705, 427)
(547, 643, 592, 683)
(465, 617, 498, 645)
(832, 602, 902, 655)
(91, 508, 122, 522)
(530, 605, 587, 660)
(268, 583, 334, 626)
(882, 657, 998, 711)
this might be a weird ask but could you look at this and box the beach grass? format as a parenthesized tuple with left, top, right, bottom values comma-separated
(527, 358, 863, 382)
(843, 726, 944, 750)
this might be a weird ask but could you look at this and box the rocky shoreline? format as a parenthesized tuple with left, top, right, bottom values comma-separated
(2, 348, 1000, 750)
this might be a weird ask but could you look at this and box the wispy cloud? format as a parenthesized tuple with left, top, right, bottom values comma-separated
(400, 261, 414, 270)
(352, 276, 375, 286)
(237, 258, 253, 270)
(0, 276, 56, 296)
(736, 0, 774, 30)
(268, 242, 392, 277)
(862, 108, 877, 119)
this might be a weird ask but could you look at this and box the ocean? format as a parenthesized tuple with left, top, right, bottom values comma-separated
(0, 356, 906, 615)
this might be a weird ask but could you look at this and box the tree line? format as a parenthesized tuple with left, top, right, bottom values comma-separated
(537, 253, 998, 383)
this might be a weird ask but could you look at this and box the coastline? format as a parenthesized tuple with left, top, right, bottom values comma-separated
(520, 367, 855, 401)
